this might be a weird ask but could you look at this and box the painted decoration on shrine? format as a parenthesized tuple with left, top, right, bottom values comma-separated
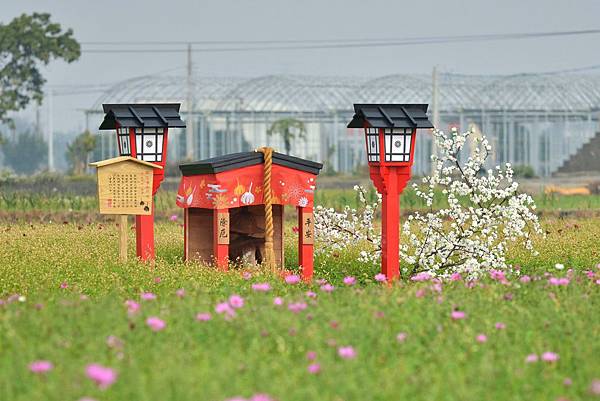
(176, 163, 317, 209)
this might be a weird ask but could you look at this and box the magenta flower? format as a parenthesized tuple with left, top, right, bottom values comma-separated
(250, 394, 275, 401)
(140, 292, 156, 301)
(85, 364, 117, 389)
(374, 273, 387, 282)
(285, 275, 301, 285)
(415, 288, 426, 298)
(320, 283, 335, 293)
(307, 363, 321, 374)
(305, 291, 317, 298)
(541, 352, 559, 362)
(396, 332, 408, 343)
(196, 312, 212, 321)
(451, 310, 466, 320)
(489, 269, 507, 282)
(146, 316, 166, 332)
(124, 300, 140, 314)
(288, 302, 307, 313)
(273, 297, 283, 306)
(175, 288, 185, 298)
(548, 277, 569, 286)
(251, 283, 271, 292)
(495, 322, 506, 330)
(29, 360, 53, 374)
(215, 302, 234, 316)
(476, 334, 487, 343)
(343, 276, 356, 286)
(519, 275, 531, 283)
(154, 277, 161, 284)
(306, 351, 317, 360)
(169, 214, 178, 221)
(411, 272, 432, 282)
(229, 294, 244, 309)
(525, 353, 539, 363)
(450, 273, 462, 281)
(60, 282, 68, 289)
(338, 346, 357, 359)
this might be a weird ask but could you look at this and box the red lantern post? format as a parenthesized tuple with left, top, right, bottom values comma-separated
(99, 104, 186, 261)
(347, 104, 433, 280)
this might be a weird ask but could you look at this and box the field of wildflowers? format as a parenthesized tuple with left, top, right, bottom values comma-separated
(1, 218, 599, 401)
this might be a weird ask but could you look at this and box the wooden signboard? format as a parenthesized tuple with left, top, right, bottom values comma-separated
(90, 156, 161, 215)
(301, 210, 314, 245)
(217, 212, 230, 245)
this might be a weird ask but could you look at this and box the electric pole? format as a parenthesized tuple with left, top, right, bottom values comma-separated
(431, 66, 440, 175)
(47, 89, 54, 171)
(186, 43, 195, 160)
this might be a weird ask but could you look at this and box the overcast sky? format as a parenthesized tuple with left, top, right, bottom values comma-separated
(3, 0, 600, 132)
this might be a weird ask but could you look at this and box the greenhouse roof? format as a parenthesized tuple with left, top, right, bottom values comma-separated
(91, 71, 600, 114)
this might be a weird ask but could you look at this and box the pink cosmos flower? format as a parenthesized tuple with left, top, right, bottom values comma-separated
(548, 277, 569, 286)
(338, 346, 357, 359)
(60, 282, 68, 289)
(476, 334, 488, 343)
(495, 322, 506, 330)
(85, 364, 117, 389)
(29, 360, 53, 374)
(590, 379, 600, 395)
(196, 313, 212, 321)
(541, 352, 559, 362)
(215, 302, 235, 316)
(175, 288, 185, 298)
(343, 276, 356, 285)
(374, 273, 387, 282)
(288, 302, 307, 313)
(169, 214, 178, 221)
(306, 351, 317, 360)
(242, 271, 252, 280)
(154, 277, 161, 283)
(285, 275, 301, 284)
(450, 273, 462, 281)
(140, 292, 156, 301)
(146, 316, 166, 332)
(396, 332, 408, 342)
(563, 378, 573, 386)
(305, 291, 317, 298)
(320, 283, 335, 293)
(411, 272, 432, 282)
(251, 283, 271, 292)
(229, 294, 244, 309)
(106, 335, 123, 349)
(525, 353, 539, 363)
(451, 310, 466, 320)
(519, 275, 531, 283)
(415, 288, 426, 298)
(316, 278, 327, 285)
(124, 300, 140, 314)
(307, 363, 321, 374)
(250, 395, 275, 401)
(586, 271, 595, 279)
(273, 297, 283, 306)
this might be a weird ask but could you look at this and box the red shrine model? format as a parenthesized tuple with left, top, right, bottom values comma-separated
(176, 151, 322, 280)
(99, 103, 186, 260)
(347, 104, 433, 280)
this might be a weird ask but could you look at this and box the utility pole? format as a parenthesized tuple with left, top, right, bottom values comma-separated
(186, 43, 195, 160)
(47, 89, 54, 171)
(431, 66, 440, 174)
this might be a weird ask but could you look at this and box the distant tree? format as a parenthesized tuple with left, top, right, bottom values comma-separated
(66, 130, 97, 174)
(0, 13, 80, 123)
(1, 132, 47, 174)
(266, 118, 306, 155)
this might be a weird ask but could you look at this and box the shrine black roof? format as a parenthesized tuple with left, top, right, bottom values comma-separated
(179, 151, 323, 176)
(99, 103, 186, 130)
(347, 104, 434, 129)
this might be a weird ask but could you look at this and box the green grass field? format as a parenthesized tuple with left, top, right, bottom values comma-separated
(1, 218, 599, 401)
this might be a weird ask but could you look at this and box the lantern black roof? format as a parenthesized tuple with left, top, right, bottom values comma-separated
(98, 103, 186, 130)
(179, 151, 323, 176)
(347, 104, 434, 129)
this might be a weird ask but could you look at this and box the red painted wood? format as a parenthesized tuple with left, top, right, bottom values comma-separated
(298, 206, 314, 282)
(381, 168, 400, 281)
(213, 209, 229, 270)
(135, 206, 155, 261)
(183, 208, 188, 261)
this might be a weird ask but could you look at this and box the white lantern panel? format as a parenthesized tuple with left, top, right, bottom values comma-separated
(134, 128, 164, 163)
(117, 128, 131, 156)
(384, 128, 412, 162)
(365, 128, 380, 162)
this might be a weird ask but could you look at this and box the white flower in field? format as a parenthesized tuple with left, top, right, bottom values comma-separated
(555, 263, 565, 270)
(18, 295, 26, 302)
(298, 197, 309, 207)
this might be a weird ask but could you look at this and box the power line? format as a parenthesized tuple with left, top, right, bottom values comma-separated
(80, 28, 600, 54)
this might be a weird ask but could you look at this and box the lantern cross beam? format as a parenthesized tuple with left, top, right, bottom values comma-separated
(399, 106, 417, 127)
(377, 106, 395, 127)
(128, 106, 145, 126)
(152, 106, 169, 126)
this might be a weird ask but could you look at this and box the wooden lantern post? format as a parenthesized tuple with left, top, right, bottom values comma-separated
(347, 104, 433, 280)
(98, 104, 186, 261)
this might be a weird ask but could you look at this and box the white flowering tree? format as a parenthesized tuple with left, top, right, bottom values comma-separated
(314, 128, 543, 279)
